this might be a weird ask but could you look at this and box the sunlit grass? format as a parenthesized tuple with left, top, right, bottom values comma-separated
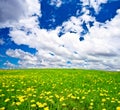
(0, 69, 120, 110)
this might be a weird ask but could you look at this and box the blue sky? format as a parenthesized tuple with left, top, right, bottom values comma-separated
(0, 0, 120, 70)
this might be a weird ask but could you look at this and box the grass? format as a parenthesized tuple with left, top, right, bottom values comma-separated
(0, 69, 120, 110)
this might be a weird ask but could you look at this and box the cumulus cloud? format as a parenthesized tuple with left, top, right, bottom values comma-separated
(49, 0, 62, 7)
(0, 0, 27, 22)
(0, 0, 41, 28)
(5, 0, 120, 70)
(4, 61, 16, 69)
(81, 0, 108, 13)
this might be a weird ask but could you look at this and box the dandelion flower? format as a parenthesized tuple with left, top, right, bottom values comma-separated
(82, 96, 85, 100)
(4, 98, 10, 102)
(16, 102, 21, 106)
(31, 100, 35, 103)
(36, 102, 44, 108)
(89, 106, 93, 109)
(62, 103, 66, 106)
(118, 101, 120, 103)
(44, 107, 49, 110)
(11, 102, 15, 106)
(90, 102, 94, 106)
(102, 99, 106, 102)
(55, 94, 59, 98)
(116, 107, 120, 110)
(31, 104, 36, 107)
(0, 107, 5, 110)
(60, 96, 64, 102)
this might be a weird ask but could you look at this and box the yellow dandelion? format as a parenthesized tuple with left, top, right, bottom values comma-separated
(1, 94, 5, 97)
(81, 96, 85, 100)
(76, 97, 79, 100)
(102, 108, 106, 110)
(43, 103, 47, 106)
(89, 106, 93, 109)
(71, 95, 76, 99)
(60, 96, 64, 102)
(30, 100, 35, 103)
(11, 102, 15, 106)
(31, 104, 36, 107)
(0, 107, 5, 110)
(62, 103, 66, 106)
(36, 102, 44, 108)
(111, 100, 115, 103)
(11, 96, 15, 98)
(116, 107, 120, 110)
(118, 101, 120, 103)
(44, 107, 49, 110)
(55, 94, 59, 98)
(4, 98, 10, 102)
(28, 94, 32, 96)
(46, 91, 51, 95)
(33, 94, 36, 97)
(67, 93, 72, 98)
(106, 97, 110, 100)
(16, 102, 21, 106)
(90, 102, 94, 106)
(49, 95, 53, 98)
(100, 93, 104, 96)
(102, 98, 106, 102)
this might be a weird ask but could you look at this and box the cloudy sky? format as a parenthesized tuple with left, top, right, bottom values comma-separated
(0, 0, 120, 70)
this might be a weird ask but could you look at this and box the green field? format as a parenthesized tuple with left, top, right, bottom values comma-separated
(0, 69, 120, 110)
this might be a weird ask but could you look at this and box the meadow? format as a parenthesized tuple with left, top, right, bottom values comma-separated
(0, 69, 120, 110)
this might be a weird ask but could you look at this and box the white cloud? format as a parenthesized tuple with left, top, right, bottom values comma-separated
(4, 61, 16, 69)
(81, 0, 108, 13)
(4, 0, 120, 70)
(0, 0, 41, 28)
(49, 0, 62, 7)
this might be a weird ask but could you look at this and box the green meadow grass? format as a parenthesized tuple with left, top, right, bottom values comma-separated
(0, 69, 120, 110)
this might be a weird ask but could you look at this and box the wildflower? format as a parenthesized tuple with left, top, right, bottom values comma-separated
(62, 103, 66, 106)
(116, 107, 120, 110)
(16, 102, 21, 106)
(17, 96, 25, 102)
(67, 93, 72, 98)
(102, 108, 106, 110)
(102, 98, 106, 102)
(31, 104, 36, 107)
(4, 98, 10, 102)
(81, 96, 85, 100)
(89, 106, 93, 109)
(30, 100, 35, 103)
(44, 107, 49, 110)
(55, 94, 59, 98)
(46, 91, 51, 95)
(100, 93, 104, 96)
(71, 95, 76, 99)
(76, 97, 80, 100)
(0, 107, 5, 110)
(11, 102, 15, 106)
(90, 102, 94, 106)
(1, 94, 5, 97)
(36, 102, 44, 108)
(118, 101, 120, 103)
(60, 96, 64, 102)
(111, 100, 115, 103)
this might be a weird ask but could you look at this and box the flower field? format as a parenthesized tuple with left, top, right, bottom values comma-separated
(0, 69, 120, 110)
